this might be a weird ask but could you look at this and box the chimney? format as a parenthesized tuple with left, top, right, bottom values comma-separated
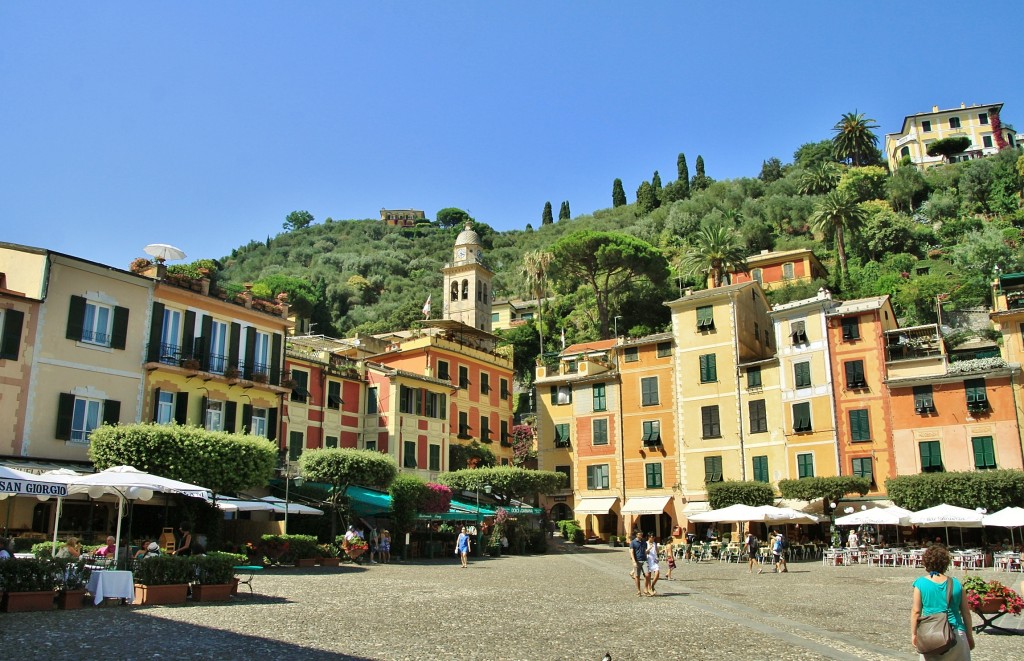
(684, 288, 693, 297)
(960, 102, 966, 109)
(760, 249, 769, 255)
(932, 105, 939, 112)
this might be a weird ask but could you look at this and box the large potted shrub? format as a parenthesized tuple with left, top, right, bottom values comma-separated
(191, 552, 243, 602)
(284, 535, 320, 567)
(133, 555, 193, 606)
(319, 544, 341, 567)
(0, 558, 56, 612)
(55, 558, 90, 610)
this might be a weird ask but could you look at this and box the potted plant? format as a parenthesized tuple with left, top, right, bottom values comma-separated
(964, 577, 1024, 615)
(223, 366, 241, 380)
(285, 535, 321, 567)
(337, 534, 368, 562)
(133, 555, 193, 606)
(55, 558, 90, 610)
(0, 558, 56, 612)
(181, 357, 202, 371)
(191, 552, 243, 602)
(319, 544, 341, 567)
(251, 371, 269, 384)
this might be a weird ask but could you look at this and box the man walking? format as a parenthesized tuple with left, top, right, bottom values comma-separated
(773, 530, 788, 573)
(630, 531, 650, 596)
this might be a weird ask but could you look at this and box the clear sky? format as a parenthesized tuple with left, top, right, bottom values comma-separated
(2, 2, 1022, 268)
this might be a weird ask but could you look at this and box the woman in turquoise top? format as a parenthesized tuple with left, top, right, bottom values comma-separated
(910, 545, 975, 660)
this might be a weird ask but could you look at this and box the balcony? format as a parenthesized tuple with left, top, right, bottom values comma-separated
(885, 325, 947, 380)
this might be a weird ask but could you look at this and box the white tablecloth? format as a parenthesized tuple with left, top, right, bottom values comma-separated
(86, 570, 135, 605)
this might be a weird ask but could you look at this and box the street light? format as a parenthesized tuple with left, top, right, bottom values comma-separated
(614, 315, 622, 339)
(476, 484, 492, 555)
(283, 461, 304, 531)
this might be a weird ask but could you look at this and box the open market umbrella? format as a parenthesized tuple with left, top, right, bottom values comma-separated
(982, 507, 1024, 547)
(908, 503, 984, 546)
(688, 504, 778, 523)
(143, 243, 186, 263)
(834, 506, 912, 527)
(69, 466, 212, 563)
(765, 507, 821, 525)
(1, 465, 72, 536)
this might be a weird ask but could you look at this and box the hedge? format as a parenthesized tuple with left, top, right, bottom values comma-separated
(885, 470, 1024, 511)
(707, 481, 775, 509)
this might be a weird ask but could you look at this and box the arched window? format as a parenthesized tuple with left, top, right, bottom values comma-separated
(476, 282, 481, 302)
(752, 268, 763, 284)
(461, 280, 469, 300)
(483, 283, 488, 303)
(900, 146, 910, 158)
(450, 281, 459, 301)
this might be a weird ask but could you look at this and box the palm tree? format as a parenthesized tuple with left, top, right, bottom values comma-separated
(799, 162, 842, 196)
(521, 250, 554, 355)
(679, 224, 748, 289)
(809, 189, 867, 287)
(832, 111, 880, 167)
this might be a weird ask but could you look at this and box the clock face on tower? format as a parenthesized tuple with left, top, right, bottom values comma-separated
(456, 248, 466, 260)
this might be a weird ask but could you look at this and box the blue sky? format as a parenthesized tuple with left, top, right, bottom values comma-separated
(2, 2, 1022, 268)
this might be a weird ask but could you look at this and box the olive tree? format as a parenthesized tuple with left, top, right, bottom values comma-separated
(301, 448, 398, 537)
(438, 466, 565, 507)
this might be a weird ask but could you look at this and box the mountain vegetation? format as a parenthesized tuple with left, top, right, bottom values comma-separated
(172, 112, 1024, 384)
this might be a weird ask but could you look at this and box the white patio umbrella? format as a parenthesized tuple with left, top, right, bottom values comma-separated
(834, 506, 912, 527)
(982, 507, 1024, 547)
(688, 503, 778, 523)
(143, 243, 186, 263)
(765, 507, 821, 525)
(68, 466, 212, 563)
(1, 465, 72, 539)
(908, 503, 984, 546)
(258, 496, 323, 516)
(215, 496, 278, 513)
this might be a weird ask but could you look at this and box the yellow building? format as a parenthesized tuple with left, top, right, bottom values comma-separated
(884, 102, 1017, 171)
(771, 290, 840, 483)
(0, 273, 39, 457)
(490, 298, 542, 331)
(988, 273, 1024, 458)
(666, 282, 774, 513)
(726, 248, 826, 291)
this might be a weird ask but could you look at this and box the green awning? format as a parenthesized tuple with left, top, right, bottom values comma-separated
(346, 485, 392, 517)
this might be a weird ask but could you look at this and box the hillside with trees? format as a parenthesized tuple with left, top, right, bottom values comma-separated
(174, 112, 1024, 382)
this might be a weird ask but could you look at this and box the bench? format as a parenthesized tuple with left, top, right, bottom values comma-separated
(233, 565, 263, 594)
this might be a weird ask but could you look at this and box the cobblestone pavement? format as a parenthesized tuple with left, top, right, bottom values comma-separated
(3, 546, 1023, 660)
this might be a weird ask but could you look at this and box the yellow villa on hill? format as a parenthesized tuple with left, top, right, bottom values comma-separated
(884, 102, 1017, 171)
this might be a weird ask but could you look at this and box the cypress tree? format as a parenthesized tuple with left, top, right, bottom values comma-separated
(691, 155, 712, 191)
(559, 200, 571, 220)
(612, 179, 627, 207)
(677, 153, 690, 199)
(652, 170, 662, 193)
(542, 201, 553, 225)
(635, 181, 657, 217)
(695, 155, 706, 179)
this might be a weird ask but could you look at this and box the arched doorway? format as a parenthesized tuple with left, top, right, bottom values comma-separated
(550, 503, 572, 522)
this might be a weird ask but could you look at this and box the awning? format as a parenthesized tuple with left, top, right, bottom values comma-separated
(343, 486, 392, 517)
(575, 497, 618, 515)
(215, 496, 277, 512)
(621, 495, 672, 515)
(682, 501, 710, 515)
(258, 496, 324, 516)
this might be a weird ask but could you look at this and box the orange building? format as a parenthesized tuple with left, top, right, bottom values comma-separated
(0, 275, 38, 456)
(827, 296, 899, 495)
(727, 248, 826, 291)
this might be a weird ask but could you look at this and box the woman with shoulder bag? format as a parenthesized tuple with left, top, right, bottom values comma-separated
(910, 545, 975, 660)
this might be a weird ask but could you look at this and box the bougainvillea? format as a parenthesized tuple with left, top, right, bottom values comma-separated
(510, 425, 536, 466)
(422, 482, 453, 514)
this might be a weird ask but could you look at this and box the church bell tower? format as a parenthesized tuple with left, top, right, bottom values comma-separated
(441, 223, 494, 331)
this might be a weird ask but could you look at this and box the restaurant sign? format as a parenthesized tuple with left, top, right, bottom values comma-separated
(0, 480, 68, 497)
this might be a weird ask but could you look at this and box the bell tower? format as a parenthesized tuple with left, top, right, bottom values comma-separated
(441, 223, 494, 331)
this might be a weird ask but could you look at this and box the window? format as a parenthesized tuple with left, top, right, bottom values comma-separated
(794, 361, 811, 388)
(965, 378, 988, 411)
(913, 385, 935, 413)
(461, 280, 468, 300)
(752, 455, 769, 483)
(790, 320, 807, 344)
(782, 262, 795, 280)
(252, 331, 270, 376)
(921, 120, 931, 132)
(159, 308, 182, 364)
(792, 402, 811, 432)
(404, 441, 417, 468)
(900, 146, 910, 158)
(592, 418, 608, 445)
(555, 465, 571, 489)
(852, 457, 873, 484)
(754, 323, 759, 343)
(972, 436, 996, 470)
(699, 353, 717, 383)
(797, 453, 814, 478)
(155, 391, 175, 424)
(399, 385, 416, 414)
(641, 377, 659, 406)
(586, 464, 610, 490)
(288, 431, 303, 461)
(324, 435, 338, 449)
(592, 383, 606, 412)
(429, 444, 441, 472)
(364, 438, 377, 452)
(491, 312, 499, 323)
(250, 407, 268, 438)
(480, 373, 490, 395)
(437, 361, 450, 381)
(81, 300, 113, 346)
(208, 320, 229, 374)
(645, 463, 663, 488)
(550, 385, 572, 405)
(920, 441, 943, 472)
(500, 378, 510, 400)
(844, 360, 866, 389)
(289, 369, 309, 403)
(656, 341, 672, 358)
(849, 409, 871, 442)
(983, 135, 993, 148)
(641, 420, 661, 446)
(480, 415, 490, 442)
(764, 329, 771, 348)
(949, 117, 961, 129)
(500, 420, 508, 445)
(749, 400, 768, 433)
(554, 423, 571, 448)
(624, 347, 639, 362)
(701, 405, 721, 438)
(458, 366, 469, 388)
(367, 387, 378, 415)
(458, 411, 471, 438)
(71, 397, 103, 443)
(704, 455, 723, 483)
(327, 381, 343, 409)
(752, 268, 763, 284)
(205, 400, 224, 431)
(747, 366, 762, 389)
(696, 305, 715, 331)
(841, 317, 860, 341)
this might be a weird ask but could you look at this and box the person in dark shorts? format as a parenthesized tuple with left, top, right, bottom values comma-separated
(630, 531, 649, 596)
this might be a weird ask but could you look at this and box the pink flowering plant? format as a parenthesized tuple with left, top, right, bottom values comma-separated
(964, 577, 1024, 615)
(422, 483, 453, 514)
(510, 425, 536, 466)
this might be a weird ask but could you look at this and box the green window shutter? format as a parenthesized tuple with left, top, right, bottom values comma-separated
(753, 455, 768, 482)
(56, 392, 75, 440)
(175, 391, 189, 424)
(198, 315, 213, 370)
(224, 401, 237, 433)
(102, 399, 120, 426)
(795, 362, 810, 388)
(66, 295, 86, 341)
(267, 407, 278, 442)
(243, 327, 257, 380)
(700, 354, 717, 382)
(747, 366, 761, 388)
(270, 333, 282, 385)
(110, 306, 129, 350)
(550, 386, 558, 404)
(242, 403, 253, 433)
(152, 388, 161, 422)
(793, 402, 811, 432)
(181, 310, 196, 360)
(228, 322, 241, 371)
(586, 466, 595, 490)
(972, 437, 996, 469)
(849, 410, 870, 441)
(0, 308, 24, 360)
(146, 302, 164, 363)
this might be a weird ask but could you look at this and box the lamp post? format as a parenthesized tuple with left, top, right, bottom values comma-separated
(476, 484, 492, 556)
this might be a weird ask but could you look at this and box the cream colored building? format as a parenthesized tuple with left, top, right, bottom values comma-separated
(885, 102, 1017, 171)
(0, 273, 39, 457)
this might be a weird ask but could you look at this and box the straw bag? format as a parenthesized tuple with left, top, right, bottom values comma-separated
(916, 578, 957, 655)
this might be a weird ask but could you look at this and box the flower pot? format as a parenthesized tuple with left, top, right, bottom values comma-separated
(192, 583, 233, 602)
(320, 557, 341, 567)
(345, 547, 366, 561)
(2, 590, 56, 613)
(230, 577, 240, 596)
(295, 558, 317, 568)
(134, 583, 188, 606)
(56, 589, 87, 610)
(978, 596, 1007, 614)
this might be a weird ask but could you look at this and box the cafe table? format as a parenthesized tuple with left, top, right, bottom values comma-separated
(86, 570, 135, 605)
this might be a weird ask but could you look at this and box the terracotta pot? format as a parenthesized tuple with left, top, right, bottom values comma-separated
(56, 589, 87, 610)
(345, 547, 366, 561)
(977, 596, 1007, 614)
(2, 590, 56, 613)
(230, 577, 240, 596)
(134, 583, 188, 606)
(192, 583, 233, 602)
(295, 558, 317, 568)
(320, 557, 341, 567)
